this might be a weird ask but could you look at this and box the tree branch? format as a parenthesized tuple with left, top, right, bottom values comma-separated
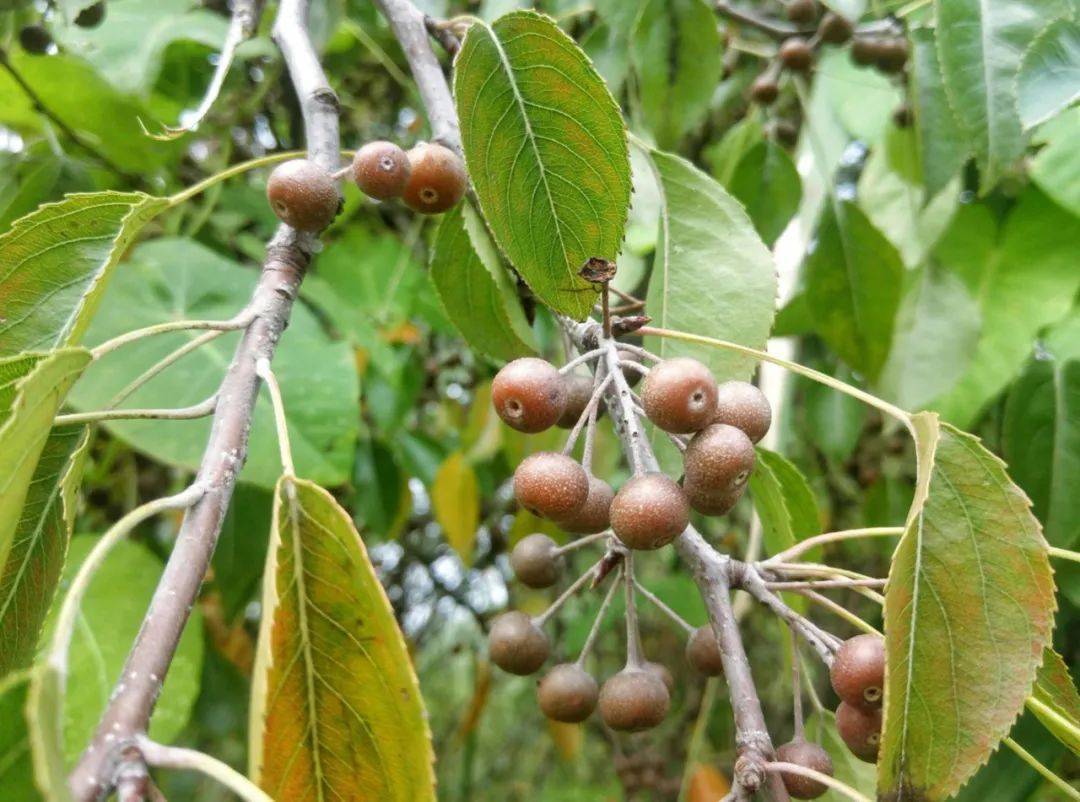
(67, 1, 340, 798)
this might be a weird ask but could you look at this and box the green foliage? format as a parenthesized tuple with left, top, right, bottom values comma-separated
(454, 10, 631, 319)
(0, 671, 44, 800)
(727, 141, 802, 247)
(1028, 648, 1080, 754)
(749, 448, 820, 557)
(911, 27, 969, 195)
(1030, 107, 1080, 217)
(1017, 16, 1080, 129)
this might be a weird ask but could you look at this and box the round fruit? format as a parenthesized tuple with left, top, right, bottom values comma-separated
(775, 740, 834, 799)
(773, 120, 799, 148)
(750, 75, 780, 106)
(599, 669, 670, 731)
(830, 634, 885, 709)
(892, 102, 912, 128)
(538, 663, 599, 722)
(75, 1, 106, 27)
(686, 625, 724, 676)
(492, 357, 567, 433)
(642, 357, 718, 433)
(818, 12, 853, 44)
(875, 37, 909, 73)
(557, 373, 595, 429)
(684, 423, 756, 492)
(610, 473, 690, 550)
(683, 477, 746, 517)
(350, 140, 411, 200)
(779, 38, 814, 73)
(850, 36, 879, 66)
(555, 475, 613, 534)
(266, 159, 339, 232)
(509, 533, 562, 588)
(836, 702, 882, 763)
(644, 661, 675, 694)
(489, 611, 550, 675)
(402, 142, 467, 214)
(713, 381, 772, 443)
(19, 24, 52, 54)
(786, 0, 817, 24)
(513, 452, 590, 519)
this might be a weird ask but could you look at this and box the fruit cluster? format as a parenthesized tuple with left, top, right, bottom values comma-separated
(18, 1, 107, 56)
(265, 140, 466, 231)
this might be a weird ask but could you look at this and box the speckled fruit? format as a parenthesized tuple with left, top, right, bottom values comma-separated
(779, 37, 814, 73)
(830, 634, 885, 709)
(683, 477, 746, 517)
(599, 669, 670, 731)
(644, 661, 675, 694)
(555, 476, 613, 534)
(786, 0, 817, 24)
(266, 159, 340, 232)
(488, 611, 550, 675)
(775, 740, 834, 799)
(713, 381, 772, 443)
(402, 142, 467, 213)
(685, 423, 756, 492)
(557, 373, 595, 429)
(351, 140, 411, 200)
(513, 452, 590, 519)
(818, 12, 854, 44)
(492, 358, 568, 433)
(538, 663, 599, 722)
(685, 626, 724, 676)
(610, 473, 690, 550)
(836, 702, 881, 763)
(509, 533, 563, 588)
(750, 75, 780, 105)
(642, 357, 718, 433)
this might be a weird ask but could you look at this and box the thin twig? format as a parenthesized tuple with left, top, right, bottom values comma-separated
(790, 629, 804, 739)
(715, 1, 815, 38)
(533, 562, 601, 627)
(623, 553, 645, 667)
(794, 590, 880, 635)
(255, 358, 296, 477)
(634, 579, 694, 634)
(614, 342, 662, 364)
(764, 578, 887, 591)
(765, 763, 872, 802)
(553, 531, 610, 556)
(92, 311, 255, 360)
(765, 527, 904, 564)
(107, 330, 229, 409)
(576, 566, 622, 666)
(136, 737, 272, 802)
(558, 347, 604, 374)
(1048, 546, 1080, 565)
(55, 396, 217, 426)
(562, 373, 614, 456)
(1003, 737, 1080, 800)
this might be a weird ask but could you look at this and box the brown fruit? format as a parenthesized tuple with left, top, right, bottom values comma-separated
(19, 24, 52, 55)
(350, 140, 411, 200)
(818, 12, 854, 44)
(266, 159, 340, 232)
(644, 661, 675, 694)
(683, 477, 746, 517)
(875, 37, 909, 73)
(713, 381, 772, 443)
(786, 0, 818, 24)
(750, 75, 780, 106)
(779, 38, 814, 73)
(892, 102, 912, 128)
(75, 1, 107, 27)
(684, 423, 756, 492)
(538, 663, 599, 722)
(685, 625, 724, 676)
(610, 473, 690, 550)
(402, 142, 467, 213)
(555, 475, 613, 534)
(492, 358, 568, 433)
(773, 120, 800, 148)
(836, 702, 881, 763)
(599, 669, 670, 731)
(775, 740, 834, 799)
(830, 634, 885, 709)
(850, 36, 878, 66)
(509, 533, 562, 588)
(557, 373, 595, 429)
(642, 357, 718, 433)
(489, 611, 550, 675)
(513, 452, 590, 519)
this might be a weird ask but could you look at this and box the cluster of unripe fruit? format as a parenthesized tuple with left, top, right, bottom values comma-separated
(18, 1, 107, 55)
(265, 140, 466, 232)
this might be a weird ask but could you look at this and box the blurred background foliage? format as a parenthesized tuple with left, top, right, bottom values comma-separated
(0, 0, 1077, 799)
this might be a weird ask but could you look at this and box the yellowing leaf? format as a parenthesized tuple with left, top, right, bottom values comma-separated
(432, 452, 480, 565)
(879, 413, 1056, 799)
(250, 478, 435, 802)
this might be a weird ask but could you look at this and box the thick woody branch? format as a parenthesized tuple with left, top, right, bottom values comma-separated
(67, 1, 339, 798)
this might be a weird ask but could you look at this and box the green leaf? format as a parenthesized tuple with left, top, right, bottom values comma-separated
(806, 710, 877, 802)
(1017, 16, 1080, 130)
(910, 27, 970, 196)
(704, 114, 764, 188)
(877, 264, 981, 411)
(0, 671, 45, 800)
(250, 478, 435, 802)
(748, 448, 820, 558)
(351, 437, 411, 541)
(879, 413, 1056, 800)
(1002, 355, 1080, 548)
(39, 536, 205, 761)
(0, 192, 168, 356)
(804, 201, 903, 381)
(643, 148, 777, 381)
(1030, 106, 1080, 218)
(454, 10, 631, 319)
(933, 189, 1080, 426)
(0, 350, 91, 593)
(0, 425, 89, 680)
(727, 141, 801, 247)
(934, 0, 1070, 189)
(432, 451, 481, 565)
(1027, 647, 1080, 754)
(630, 0, 723, 149)
(66, 238, 359, 488)
(430, 203, 536, 362)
